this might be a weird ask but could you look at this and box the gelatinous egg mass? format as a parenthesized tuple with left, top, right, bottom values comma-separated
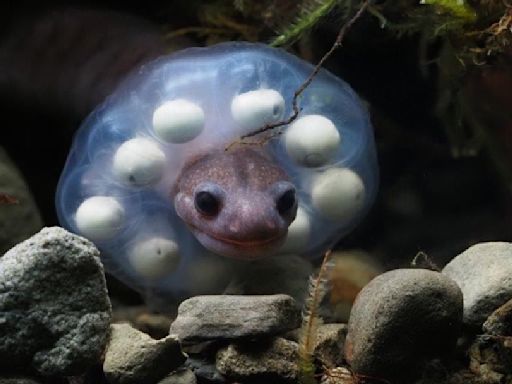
(56, 42, 378, 300)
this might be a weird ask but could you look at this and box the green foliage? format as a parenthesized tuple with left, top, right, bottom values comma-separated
(271, 0, 342, 47)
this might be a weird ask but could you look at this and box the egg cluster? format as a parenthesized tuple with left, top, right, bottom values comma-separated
(56, 43, 378, 299)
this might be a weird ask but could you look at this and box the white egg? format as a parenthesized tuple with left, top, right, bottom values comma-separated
(280, 207, 311, 253)
(311, 168, 365, 220)
(231, 89, 285, 132)
(129, 237, 180, 279)
(152, 99, 204, 143)
(284, 115, 341, 167)
(75, 196, 124, 240)
(112, 138, 166, 186)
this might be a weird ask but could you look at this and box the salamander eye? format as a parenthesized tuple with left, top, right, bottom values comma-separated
(194, 187, 223, 216)
(276, 188, 297, 216)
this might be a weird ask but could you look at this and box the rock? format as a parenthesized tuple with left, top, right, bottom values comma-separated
(185, 357, 226, 384)
(483, 298, 512, 336)
(0, 227, 111, 376)
(169, 295, 300, 343)
(216, 338, 298, 382)
(312, 323, 347, 368)
(469, 335, 512, 383)
(157, 369, 197, 384)
(103, 323, 186, 384)
(0, 147, 43, 255)
(443, 242, 512, 328)
(345, 268, 463, 383)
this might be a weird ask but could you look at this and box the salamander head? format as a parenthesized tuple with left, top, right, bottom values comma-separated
(174, 147, 297, 259)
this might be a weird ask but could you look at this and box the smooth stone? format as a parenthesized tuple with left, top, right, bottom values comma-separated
(483, 298, 512, 336)
(0, 227, 111, 376)
(103, 323, 185, 384)
(0, 147, 43, 255)
(216, 338, 298, 382)
(443, 242, 512, 328)
(157, 368, 197, 384)
(345, 268, 463, 382)
(169, 295, 300, 343)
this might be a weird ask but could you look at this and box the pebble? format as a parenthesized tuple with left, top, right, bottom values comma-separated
(103, 323, 186, 384)
(443, 242, 512, 328)
(0, 147, 43, 255)
(0, 227, 111, 376)
(169, 294, 301, 343)
(345, 268, 463, 382)
(483, 298, 512, 336)
(469, 335, 512, 383)
(216, 337, 298, 382)
(312, 323, 347, 368)
(185, 357, 226, 384)
(157, 369, 197, 384)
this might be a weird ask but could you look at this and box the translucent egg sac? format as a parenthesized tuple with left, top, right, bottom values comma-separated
(56, 42, 378, 300)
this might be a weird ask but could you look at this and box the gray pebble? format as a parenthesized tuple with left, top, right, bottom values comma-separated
(169, 295, 300, 343)
(0, 227, 111, 376)
(345, 268, 463, 382)
(157, 368, 197, 384)
(0, 147, 43, 255)
(216, 337, 298, 382)
(103, 323, 186, 384)
(443, 242, 512, 328)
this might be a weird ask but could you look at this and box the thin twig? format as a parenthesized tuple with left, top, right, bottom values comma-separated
(228, 0, 369, 150)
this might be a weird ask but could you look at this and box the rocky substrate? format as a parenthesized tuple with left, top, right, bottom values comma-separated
(2, 229, 512, 384)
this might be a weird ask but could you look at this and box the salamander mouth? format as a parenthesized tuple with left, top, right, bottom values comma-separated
(188, 225, 286, 259)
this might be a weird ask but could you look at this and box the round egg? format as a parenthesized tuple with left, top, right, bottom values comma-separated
(75, 196, 124, 240)
(152, 99, 204, 143)
(284, 115, 341, 167)
(280, 207, 312, 253)
(311, 168, 365, 220)
(129, 237, 180, 279)
(112, 138, 166, 186)
(231, 89, 285, 132)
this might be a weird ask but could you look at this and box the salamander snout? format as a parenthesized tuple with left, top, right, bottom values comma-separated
(193, 181, 297, 221)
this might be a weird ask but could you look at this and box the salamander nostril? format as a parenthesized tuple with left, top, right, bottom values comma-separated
(276, 189, 297, 216)
(195, 191, 220, 217)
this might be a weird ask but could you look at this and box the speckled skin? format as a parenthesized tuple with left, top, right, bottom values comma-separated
(174, 147, 296, 258)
